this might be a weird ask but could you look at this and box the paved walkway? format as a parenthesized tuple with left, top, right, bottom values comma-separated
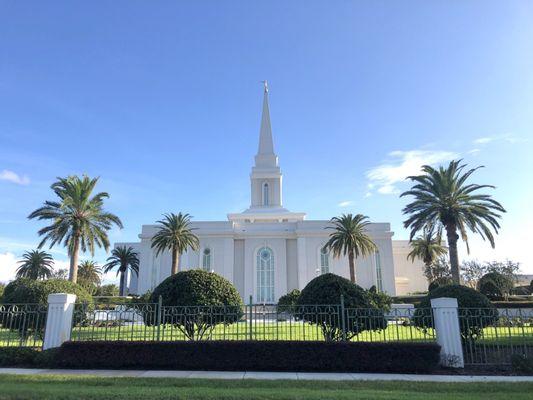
(0, 368, 532, 382)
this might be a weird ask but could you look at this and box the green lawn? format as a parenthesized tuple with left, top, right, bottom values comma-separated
(0, 375, 531, 400)
(1, 321, 532, 347)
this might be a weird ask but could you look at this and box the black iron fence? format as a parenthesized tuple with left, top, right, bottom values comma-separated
(0, 303, 48, 348)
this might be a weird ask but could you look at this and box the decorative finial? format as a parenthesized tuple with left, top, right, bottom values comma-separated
(261, 80, 269, 93)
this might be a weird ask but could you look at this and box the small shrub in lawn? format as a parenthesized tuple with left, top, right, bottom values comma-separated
(296, 273, 387, 341)
(428, 277, 453, 292)
(478, 272, 515, 300)
(413, 285, 498, 342)
(277, 289, 300, 314)
(149, 270, 243, 340)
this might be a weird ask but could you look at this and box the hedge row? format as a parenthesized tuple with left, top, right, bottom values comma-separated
(492, 301, 533, 309)
(47, 341, 440, 373)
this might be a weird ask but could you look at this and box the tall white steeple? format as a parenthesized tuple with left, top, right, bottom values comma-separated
(227, 82, 306, 223)
(254, 81, 278, 168)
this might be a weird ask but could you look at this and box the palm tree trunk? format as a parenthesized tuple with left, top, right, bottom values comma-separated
(445, 224, 461, 284)
(348, 250, 356, 283)
(69, 236, 80, 283)
(119, 271, 127, 296)
(171, 248, 179, 275)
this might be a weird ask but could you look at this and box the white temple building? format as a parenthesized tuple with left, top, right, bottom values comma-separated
(117, 84, 427, 300)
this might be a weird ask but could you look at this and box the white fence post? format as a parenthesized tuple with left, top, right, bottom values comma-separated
(43, 293, 77, 350)
(431, 297, 464, 368)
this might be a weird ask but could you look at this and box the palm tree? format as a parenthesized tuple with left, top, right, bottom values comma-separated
(77, 260, 102, 293)
(151, 213, 199, 275)
(103, 246, 140, 296)
(16, 250, 54, 280)
(324, 214, 377, 283)
(401, 160, 505, 284)
(28, 175, 123, 283)
(407, 225, 447, 275)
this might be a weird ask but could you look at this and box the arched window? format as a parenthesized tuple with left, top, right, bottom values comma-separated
(375, 251, 383, 292)
(256, 247, 274, 303)
(320, 247, 329, 274)
(262, 182, 269, 206)
(202, 248, 211, 271)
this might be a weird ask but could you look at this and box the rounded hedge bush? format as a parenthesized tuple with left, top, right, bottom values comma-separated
(296, 273, 386, 341)
(277, 289, 300, 314)
(428, 277, 453, 292)
(2, 278, 92, 305)
(414, 284, 497, 341)
(2, 279, 92, 338)
(150, 270, 244, 340)
(477, 272, 514, 299)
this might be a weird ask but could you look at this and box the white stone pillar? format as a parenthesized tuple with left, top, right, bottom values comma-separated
(431, 297, 464, 368)
(43, 293, 77, 350)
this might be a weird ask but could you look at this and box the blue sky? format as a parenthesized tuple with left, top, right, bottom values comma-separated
(1, 1, 532, 282)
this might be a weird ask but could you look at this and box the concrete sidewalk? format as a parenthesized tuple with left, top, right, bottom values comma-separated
(0, 368, 532, 382)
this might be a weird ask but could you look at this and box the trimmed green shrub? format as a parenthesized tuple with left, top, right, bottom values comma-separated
(367, 286, 392, 311)
(277, 289, 300, 314)
(511, 354, 533, 374)
(150, 270, 243, 340)
(478, 272, 514, 299)
(94, 284, 119, 297)
(414, 285, 498, 341)
(0, 348, 39, 367)
(428, 277, 453, 292)
(51, 341, 440, 373)
(296, 273, 387, 341)
(2, 279, 92, 338)
(3, 278, 92, 305)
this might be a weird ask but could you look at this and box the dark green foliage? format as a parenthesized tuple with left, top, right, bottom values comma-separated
(367, 286, 393, 311)
(0, 348, 39, 367)
(478, 272, 514, 299)
(94, 284, 120, 297)
(510, 286, 532, 296)
(150, 270, 243, 340)
(413, 285, 497, 341)
(0, 282, 5, 301)
(511, 354, 533, 374)
(491, 301, 533, 309)
(2, 279, 92, 338)
(52, 341, 441, 373)
(296, 273, 387, 341)
(428, 277, 454, 291)
(3, 278, 92, 305)
(277, 289, 300, 313)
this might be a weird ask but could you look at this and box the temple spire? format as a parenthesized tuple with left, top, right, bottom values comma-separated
(255, 81, 278, 167)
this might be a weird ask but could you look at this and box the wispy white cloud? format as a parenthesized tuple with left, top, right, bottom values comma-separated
(366, 149, 458, 196)
(467, 148, 481, 155)
(337, 200, 354, 207)
(0, 169, 30, 185)
(473, 134, 525, 145)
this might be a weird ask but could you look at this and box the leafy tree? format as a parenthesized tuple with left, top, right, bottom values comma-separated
(277, 289, 301, 314)
(407, 226, 447, 272)
(324, 214, 377, 283)
(423, 256, 451, 283)
(151, 213, 199, 275)
(50, 268, 68, 280)
(94, 284, 120, 297)
(15, 250, 54, 280)
(401, 160, 505, 284)
(103, 246, 140, 296)
(460, 260, 487, 289)
(428, 277, 453, 291)
(28, 175, 122, 283)
(484, 260, 520, 283)
(77, 260, 102, 294)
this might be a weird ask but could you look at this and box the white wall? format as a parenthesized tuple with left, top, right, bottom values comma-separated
(392, 240, 428, 295)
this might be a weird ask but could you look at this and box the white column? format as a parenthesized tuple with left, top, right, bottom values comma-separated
(43, 293, 77, 350)
(296, 237, 307, 289)
(431, 297, 464, 368)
